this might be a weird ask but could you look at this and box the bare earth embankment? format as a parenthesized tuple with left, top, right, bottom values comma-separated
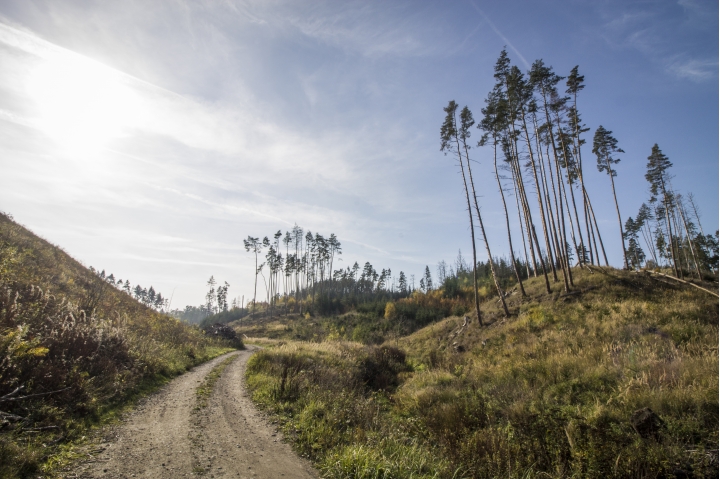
(73, 347, 318, 479)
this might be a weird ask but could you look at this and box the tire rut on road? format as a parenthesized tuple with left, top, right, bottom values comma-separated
(73, 347, 318, 479)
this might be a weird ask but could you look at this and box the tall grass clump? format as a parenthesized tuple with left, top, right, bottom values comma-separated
(245, 341, 450, 477)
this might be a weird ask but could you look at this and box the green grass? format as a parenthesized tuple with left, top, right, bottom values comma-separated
(195, 355, 237, 409)
(245, 268, 718, 478)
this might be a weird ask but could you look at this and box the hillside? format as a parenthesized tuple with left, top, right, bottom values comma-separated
(243, 268, 719, 478)
(0, 213, 239, 478)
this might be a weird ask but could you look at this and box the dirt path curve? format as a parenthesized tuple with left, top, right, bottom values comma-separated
(73, 347, 319, 479)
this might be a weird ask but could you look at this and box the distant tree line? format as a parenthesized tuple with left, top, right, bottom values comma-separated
(169, 275, 243, 325)
(90, 267, 168, 311)
(244, 226, 419, 316)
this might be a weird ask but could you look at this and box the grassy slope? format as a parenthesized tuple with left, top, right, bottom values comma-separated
(0, 213, 238, 478)
(245, 268, 718, 478)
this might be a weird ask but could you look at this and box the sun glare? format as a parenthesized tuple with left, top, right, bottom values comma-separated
(27, 54, 140, 156)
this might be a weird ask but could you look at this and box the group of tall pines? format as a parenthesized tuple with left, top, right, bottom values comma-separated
(243, 227, 415, 318)
(442, 50, 717, 324)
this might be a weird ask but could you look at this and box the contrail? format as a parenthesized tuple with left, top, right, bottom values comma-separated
(467, 1, 531, 69)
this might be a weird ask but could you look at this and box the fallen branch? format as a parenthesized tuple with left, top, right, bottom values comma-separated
(449, 316, 469, 340)
(0, 386, 24, 400)
(646, 271, 719, 298)
(0, 410, 27, 422)
(0, 387, 71, 403)
(22, 425, 60, 432)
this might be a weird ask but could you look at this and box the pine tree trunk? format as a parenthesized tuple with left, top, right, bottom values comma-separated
(642, 222, 659, 266)
(511, 153, 552, 294)
(584, 190, 609, 266)
(494, 137, 527, 297)
(570, 93, 595, 267)
(608, 169, 629, 269)
(555, 127, 587, 264)
(513, 175, 533, 277)
(463, 138, 510, 316)
(549, 141, 575, 286)
(660, 179, 681, 277)
(538, 90, 573, 286)
(253, 251, 258, 319)
(522, 112, 557, 283)
(567, 177, 587, 263)
(453, 129, 482, 326)
(688, 194, 714, 274)
(677, 202, 701, 279)
(671, 205, 690, 277)
(542, 142, 572, 291)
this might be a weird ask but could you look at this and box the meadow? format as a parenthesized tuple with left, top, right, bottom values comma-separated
(244, 268, 718, 478)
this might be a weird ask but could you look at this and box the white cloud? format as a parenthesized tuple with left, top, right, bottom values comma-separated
(666, 57, 718, 82)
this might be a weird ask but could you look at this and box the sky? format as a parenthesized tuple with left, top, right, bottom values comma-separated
(0, 0, 717, 309)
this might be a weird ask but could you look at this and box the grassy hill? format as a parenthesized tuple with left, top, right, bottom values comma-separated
(0, 212, 239, 478)
(243, 268, 718, 478)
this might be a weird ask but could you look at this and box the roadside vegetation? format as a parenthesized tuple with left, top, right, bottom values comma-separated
(0, 212, 240, 478)
(244, 268, 718, 478)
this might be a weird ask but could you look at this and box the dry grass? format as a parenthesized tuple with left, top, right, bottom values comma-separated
(245, 268, 718, 478)
(0, 213, 237, 478)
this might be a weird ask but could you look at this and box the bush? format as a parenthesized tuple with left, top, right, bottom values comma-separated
(358, 346, 409, 391)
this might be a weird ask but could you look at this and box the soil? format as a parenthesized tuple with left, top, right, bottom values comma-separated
(72, 347, 319, 479)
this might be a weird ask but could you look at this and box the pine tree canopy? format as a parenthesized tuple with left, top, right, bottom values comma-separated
(592, 125, 624, 176)
(645, 144, 673, 196)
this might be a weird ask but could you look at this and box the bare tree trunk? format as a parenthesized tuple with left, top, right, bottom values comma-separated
(494, 137, 527, 297)
(586, 201, 601, 265)
(463, 138, 510, 316)
(574, 147, 594, 266)
(567, 177, 587, 263)
(676, 196, 702, 279)
(538, 89, 573, 285)
(659, 179, 681, 278)
(641, 220, 659, 266)
(450, 117, 483, 326)
(608, 170, 629, 269)
(510, 152, 552, 294)
(671, 203, 690, 277)
(513, 174, 533, 277)
(558, 166, 581, 264)
(688, 193, 716, 275)
(585, 191, 609, 266)
(459, 163, 482, 326)
(555, 127, 587, 264)
(521, 111, 557, 283)
(542, 142, 572, 290)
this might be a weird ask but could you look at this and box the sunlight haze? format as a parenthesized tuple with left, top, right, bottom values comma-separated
(0, 0, 717, 309)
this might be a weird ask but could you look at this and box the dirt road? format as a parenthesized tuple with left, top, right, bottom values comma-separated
(73, 347, 319, 479)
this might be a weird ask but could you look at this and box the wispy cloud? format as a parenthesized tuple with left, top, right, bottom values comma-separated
(599, 2, 717, 82)
(466, 1, 530, 69)
(666, 56, 718, 82)
(237, 0, 451, 58)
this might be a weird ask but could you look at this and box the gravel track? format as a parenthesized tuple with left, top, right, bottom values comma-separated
(73, 347, 318, 479)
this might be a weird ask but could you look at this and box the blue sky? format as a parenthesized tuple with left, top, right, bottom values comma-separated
(0, 0, 717, 308)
